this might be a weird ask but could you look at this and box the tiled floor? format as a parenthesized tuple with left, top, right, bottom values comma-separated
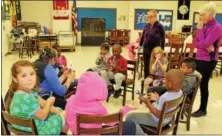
(2, 46, 222, 134)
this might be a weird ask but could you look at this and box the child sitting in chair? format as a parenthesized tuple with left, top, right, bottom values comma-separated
(144, 46, 168, 92)
(148, 57, 201, 98)
(101, 44, 127, 98)
(125, 69, 184, 135)
(88, 43, 111, 74)
(65, 72, 137, 135)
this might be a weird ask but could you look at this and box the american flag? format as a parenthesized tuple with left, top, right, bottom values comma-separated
(72, 0, 78, 36)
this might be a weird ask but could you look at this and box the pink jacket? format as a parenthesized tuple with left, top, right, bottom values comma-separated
(127, 37, 141, 60)
(65, 72, 131, 134)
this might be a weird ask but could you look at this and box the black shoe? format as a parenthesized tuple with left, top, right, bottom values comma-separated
(113, 89, 122, 98)
(191, 110, 207, 117)
(108, 85, 114, 97)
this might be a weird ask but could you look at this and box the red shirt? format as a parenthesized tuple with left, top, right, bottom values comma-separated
(106, 55, 127, 76)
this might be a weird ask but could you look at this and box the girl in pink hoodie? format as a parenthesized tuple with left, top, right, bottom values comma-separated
(65, 72, 136, 135)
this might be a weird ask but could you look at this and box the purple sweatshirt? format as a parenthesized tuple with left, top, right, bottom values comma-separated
(140, 21, 165, 54)
(193, 19, 222, 61)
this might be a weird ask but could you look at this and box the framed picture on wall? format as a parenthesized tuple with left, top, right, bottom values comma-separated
(134, 9, 173, 30)
(2, 1, 11, 20)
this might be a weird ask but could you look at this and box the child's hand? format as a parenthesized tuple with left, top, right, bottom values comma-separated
(47, 96, 55, 106)
(61, 66, 68, 73)
(147, 92, 159, 101)
(111, 61, 117, 68)
(138, 96, 149, 104)
(63, 69, 70, 77)
(68, 71, 75, 80)
(126, 100, 140, 110)
(207, 45, 215, 52)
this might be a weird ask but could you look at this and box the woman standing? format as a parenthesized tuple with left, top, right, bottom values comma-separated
(192, 2, 222, 117)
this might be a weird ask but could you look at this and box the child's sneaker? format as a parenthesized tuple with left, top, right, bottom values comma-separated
(113, 89, 122, 98)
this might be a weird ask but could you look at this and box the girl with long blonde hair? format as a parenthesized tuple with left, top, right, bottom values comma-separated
(144, 46, 168, 91)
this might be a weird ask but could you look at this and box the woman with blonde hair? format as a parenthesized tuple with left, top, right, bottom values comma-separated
(144, 46, 168, 91)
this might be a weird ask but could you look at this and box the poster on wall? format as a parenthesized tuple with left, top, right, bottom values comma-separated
(53, 0, 69, 20)
(2, 1, 11, 20)
(134, 9, 173, 30)
(10, 1, 17, 27)
(15, 0, 21, 20)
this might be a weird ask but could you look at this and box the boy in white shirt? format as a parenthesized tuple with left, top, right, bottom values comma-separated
(125, 69, 184, 135)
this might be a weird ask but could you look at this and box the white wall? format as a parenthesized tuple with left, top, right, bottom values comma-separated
(2, 0, 222, 56)
(20, 1, 53, 29)
(128, 1, 222, 42)
(2, 20, 12, 57)
(52, 1, 129, 43)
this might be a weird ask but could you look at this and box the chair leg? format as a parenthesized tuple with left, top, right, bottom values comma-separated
(140, 80, 144, 104)
(181, 109, 184, 120)
(132, 85, 135, 101)
(172, 126, 178, 135)
(106, 95, 110, 102)
(187, 109, 191, 131)
(140, 61, 143, 79)
(122, 86, 127, 106)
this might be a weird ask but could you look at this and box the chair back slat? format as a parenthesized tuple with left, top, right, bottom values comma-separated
(127, 60, 137, 79)
(164, 106, 181, 118)
(183, 43, 195, 58)
(79, 126, 119, 135)
(1, 96, 38, 135)
(77, 112, 121, 124)
(165, 94, 184, 109)
(189, 76, 201, 106)
(2, 112, 34, 127)
(76, 112, 123, 135)
(2, 111, 38, 135)
(7, 126, 34, 135)
(1, 96, 10, 135)
(155, 94, 186, 135)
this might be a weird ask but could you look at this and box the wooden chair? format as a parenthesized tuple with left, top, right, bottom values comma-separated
(64, 88, 77, 99)
(117, 30, 124, 45)
(2, 111, 38, 135)
(180, 75, 201, 131)
(136, 52, 144, 80)
(107, 60, 137, 106)
(183, 43, 195, 59)
(213, 44, 222, 76)
(108, 29, 118, 45)
(123, 29, 131, 45)
(1, 97, 9, 135)
(140, 94, 186, 135)
(168, 43, 184, 69)
(76, 112, 123, 135)
(18, 36, 33, 58)
(27, 25, 40, 52)
(1, 97, 38, 135)
(212, 45, 222, 77)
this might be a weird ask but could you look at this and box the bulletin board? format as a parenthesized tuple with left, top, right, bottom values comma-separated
(77, 8, 116, 30)
(134, 9, 173, 30)
(192, 12, 222, 29)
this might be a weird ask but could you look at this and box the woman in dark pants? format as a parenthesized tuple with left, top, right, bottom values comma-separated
(139, 10, 165, 78)
(192, 2, 222, 117)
